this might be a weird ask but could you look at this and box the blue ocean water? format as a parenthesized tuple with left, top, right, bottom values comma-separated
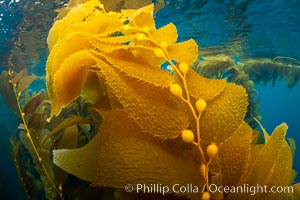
(0, 0, 299, 199)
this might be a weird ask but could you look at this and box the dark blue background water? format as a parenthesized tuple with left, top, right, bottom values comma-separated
(0, 0, 300, 199)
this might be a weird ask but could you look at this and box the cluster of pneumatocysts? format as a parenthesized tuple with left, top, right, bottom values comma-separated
(167, 61, 219, 200)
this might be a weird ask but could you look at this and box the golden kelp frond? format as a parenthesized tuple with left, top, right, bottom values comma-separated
(184, 69, 226, 101)
(151, 23, 178, 45)
(200, 83, 248, 143)
(102, 50, 175, 87)
(46, 32, 132, 99)
(50, 50, 97, 117)
(47, 0, 103, 49)
(92, 110, 203, 200)
(226, 123, 293, 200)
(99, 59, 189, 139)
(53, 110, 203, 199)
(46, 1, 198, 119)
(46, 32, 95, 106)
(167, 39, 199, 65)
(242, 123, 292, 186)
(219, 122, 252, 187)
(132, 9, 155, 29)
(47, 32, 98, 77)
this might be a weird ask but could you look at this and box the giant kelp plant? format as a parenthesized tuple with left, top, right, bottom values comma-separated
(1, 0, 300, 200)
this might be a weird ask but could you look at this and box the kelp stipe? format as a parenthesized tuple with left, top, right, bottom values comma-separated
(6, 69, 64, 200)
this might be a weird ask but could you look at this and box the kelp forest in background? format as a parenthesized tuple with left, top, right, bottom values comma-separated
(0, 0, 300, 199)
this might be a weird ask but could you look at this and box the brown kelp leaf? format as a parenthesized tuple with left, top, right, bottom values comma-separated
(100, 60, 189, 139)
(92, 110, 203, 200)
(17, 75, 38, 92)
(57, 125, 79, 150)
(167, 39, 198, 64)
(151, 23, 178, 45)
(24, 92, 48, 115)
(219, 122, 252, 187)
(184, 69, 226, 101)
(27, 113, 44, 129)
(242, 123, 293, 186)
(12, 68, 27, 83)
(200, 83, 248, 143)
(19, 131, 39, 161)
(103, 50, 174, 87)
(0, 71, 18, 113)
(50, 50, 97, 117)
(40, 115, 92, 150)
